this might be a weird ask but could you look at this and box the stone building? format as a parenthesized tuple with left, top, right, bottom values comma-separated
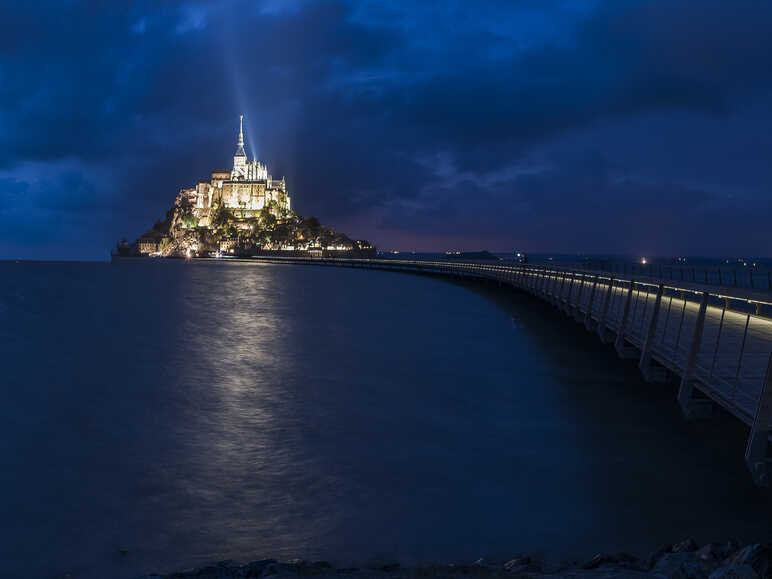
(184, 116, 291, 227)
(138, 238, 158, 254)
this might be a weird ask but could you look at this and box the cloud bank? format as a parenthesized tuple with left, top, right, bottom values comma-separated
(2, 0, 771, 259)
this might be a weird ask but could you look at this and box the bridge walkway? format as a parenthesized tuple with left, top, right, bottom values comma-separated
(246, 256, 772, 486)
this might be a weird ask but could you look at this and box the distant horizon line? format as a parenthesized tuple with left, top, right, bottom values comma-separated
(3, 251, 772, 264)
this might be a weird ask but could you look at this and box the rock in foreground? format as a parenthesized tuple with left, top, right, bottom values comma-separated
(140, 540, 772, 579)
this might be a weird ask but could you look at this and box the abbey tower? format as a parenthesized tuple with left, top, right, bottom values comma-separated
(184, 115, 291, 226)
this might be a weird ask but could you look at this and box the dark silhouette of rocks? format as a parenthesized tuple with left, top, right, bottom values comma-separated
(140, 539, 772, 579)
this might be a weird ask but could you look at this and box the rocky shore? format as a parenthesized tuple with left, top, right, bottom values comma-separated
(143, 540, 771, 579)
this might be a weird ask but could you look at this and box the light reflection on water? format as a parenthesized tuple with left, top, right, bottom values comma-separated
(0, 260, 771, 579)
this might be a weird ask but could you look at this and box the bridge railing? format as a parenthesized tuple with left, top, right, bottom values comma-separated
(520, 258, 772, 291)
(246, 255, 772, 484)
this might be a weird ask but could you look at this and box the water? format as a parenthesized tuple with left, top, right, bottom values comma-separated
(1, 259, 771, 579)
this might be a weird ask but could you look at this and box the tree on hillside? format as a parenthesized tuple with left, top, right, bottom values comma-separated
(211, 204, 235, 231)
(272, 222, 293, 247)
(259, 206, 277, 231)
(300, 216, 321, 242)
(181, 211, 198, 229)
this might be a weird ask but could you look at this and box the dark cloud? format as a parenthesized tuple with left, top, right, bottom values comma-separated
(1, 0, 771, 259)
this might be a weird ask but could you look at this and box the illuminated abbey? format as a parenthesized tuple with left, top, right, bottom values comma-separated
(124, 115, 374, 258)
(185, 115, 291, 226)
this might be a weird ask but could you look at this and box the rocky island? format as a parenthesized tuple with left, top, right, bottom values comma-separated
(116, 116, 374, 259)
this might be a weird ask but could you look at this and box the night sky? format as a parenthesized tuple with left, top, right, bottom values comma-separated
(2, 1, 772, 260)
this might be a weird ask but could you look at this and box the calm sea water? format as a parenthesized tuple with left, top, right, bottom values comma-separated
(1, 259, 771, 579)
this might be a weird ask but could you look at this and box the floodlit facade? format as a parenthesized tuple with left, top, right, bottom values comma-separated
(184, 115, 291, 226)
(138, 238, 159, 254)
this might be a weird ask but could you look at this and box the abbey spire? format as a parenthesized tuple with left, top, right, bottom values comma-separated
(235, 114, 246, 158)
(233, 114, 248, 178)
(231, 114, 270, 182)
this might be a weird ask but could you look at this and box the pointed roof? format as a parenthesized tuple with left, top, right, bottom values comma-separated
(235, 114, 246, 157)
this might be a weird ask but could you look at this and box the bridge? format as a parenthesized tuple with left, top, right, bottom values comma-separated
(248, 255, 772, 486)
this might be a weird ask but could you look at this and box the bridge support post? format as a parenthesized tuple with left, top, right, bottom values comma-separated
(563, 274, 575, 314)
(539, 267, 549, 296)
(584, 276, 599, 330)
(597, 278, 614, 342)
(555, 273, 566, 307)
(639, 284, 666, 382)
(550, 270, 560, 301)
(572, 274, 586, 321)
(614, 281, 638, 359)
(677, 292, 712, 420)
(544, 270, 553, 300)
(746, 352, 772, 486)
(547, 270, 558, 300)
